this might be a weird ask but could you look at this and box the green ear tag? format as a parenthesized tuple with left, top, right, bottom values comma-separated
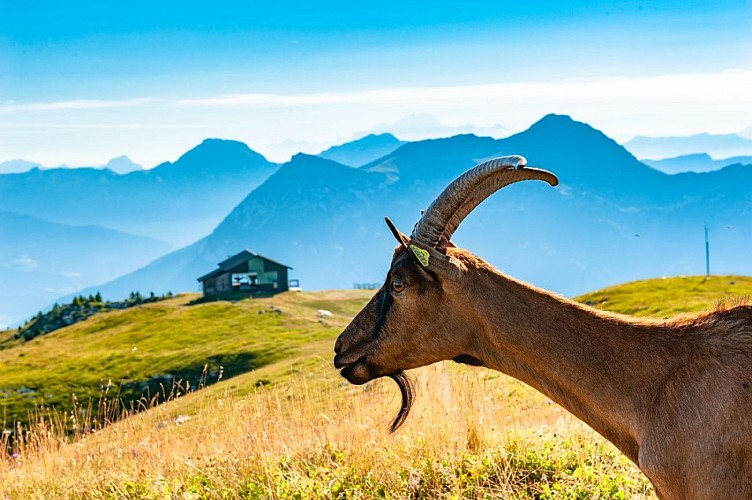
(409, 244, 430, 267)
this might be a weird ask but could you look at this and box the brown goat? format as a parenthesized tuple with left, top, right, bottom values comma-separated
(334, 156, 752, 499)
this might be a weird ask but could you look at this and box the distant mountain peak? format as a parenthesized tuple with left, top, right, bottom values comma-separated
(289, 152, 321, 164)
(182, 138, 264, 159)
(104, 155, 143, 174)
(199, 137, 247, 147)
(536, 113, 576, 125)
(513, 115, 603, 147)
(154, 138, 274, 176)
(359, 132, 400, 141)
(318, 133, 406, 167)
(526, 114, 588, 134)
(0, 159, 44, 174)
(288, 152, 352, 171)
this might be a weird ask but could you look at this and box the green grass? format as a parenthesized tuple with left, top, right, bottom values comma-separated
(576, 275, 752, 317)
(0, 290, 372, 427)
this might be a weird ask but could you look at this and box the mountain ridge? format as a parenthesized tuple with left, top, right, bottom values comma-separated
(318, 133, 406, 167)
(0, 140, 278, 326)
(624, 132, 752, 159)
(641, 153, 752, 174)
(72, 115, 752, 308)
(0, 139, 278, 245)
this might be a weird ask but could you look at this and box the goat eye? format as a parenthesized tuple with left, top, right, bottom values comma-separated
(391, 279, 405, 293)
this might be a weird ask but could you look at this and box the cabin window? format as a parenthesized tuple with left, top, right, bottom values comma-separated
(247, 258, 265, 274)
(232, 273, 257, 288)
(256, 271, 279, 285)
(230, 270, 279, 288)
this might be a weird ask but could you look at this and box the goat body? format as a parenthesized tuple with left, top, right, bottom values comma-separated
(449, 249, 752, 499)
(334, 156, 752, 499)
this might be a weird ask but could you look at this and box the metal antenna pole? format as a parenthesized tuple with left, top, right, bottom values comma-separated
(704, 225, 710, 277)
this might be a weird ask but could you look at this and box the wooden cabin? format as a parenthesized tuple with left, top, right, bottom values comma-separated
(197, 250, 292, 297)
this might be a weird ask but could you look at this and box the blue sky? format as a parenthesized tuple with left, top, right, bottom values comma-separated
(1, 0, 751, 165)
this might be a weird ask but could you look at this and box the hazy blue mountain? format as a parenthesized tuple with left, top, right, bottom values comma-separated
(624, 133, 752, 159)
(0, 159, 43, 174)
(0, 211, 172, 328)
(642, 153, 752, 174)
(0, 139, 278, 246)
(77, 115, 752, 306)
(103, 155, 143, 174)
(317, 133, 407, 167)
(75, 154, 392, 301)
(1, 155, 142, 175)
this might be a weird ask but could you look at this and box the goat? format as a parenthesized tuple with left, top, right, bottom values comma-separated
(334, 156, 752, 499)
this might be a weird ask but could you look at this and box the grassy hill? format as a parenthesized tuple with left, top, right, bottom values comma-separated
(0, 290, 373, 427)
(578, 275, 752, 317)
(1, 276, 751, 498)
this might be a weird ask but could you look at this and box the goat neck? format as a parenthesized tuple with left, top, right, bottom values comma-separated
(446, 248, 680, 463)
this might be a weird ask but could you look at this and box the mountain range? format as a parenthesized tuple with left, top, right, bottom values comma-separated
(0, 133, 426, 327)
(3, 116, 750, 328)
(72, 115, 752, 312)
(0, 155, 143, 175)
(0, 139, 278, 247)
(641, 153, 752, 174)
(624, 133, 752, 159)
(0, 159, 44, 174)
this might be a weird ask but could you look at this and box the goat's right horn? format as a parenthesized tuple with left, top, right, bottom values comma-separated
(410, 156, 558, 250)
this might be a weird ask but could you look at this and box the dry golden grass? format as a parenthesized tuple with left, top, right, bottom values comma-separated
(0, 353, 653, 498)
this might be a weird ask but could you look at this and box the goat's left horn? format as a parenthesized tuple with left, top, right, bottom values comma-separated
(411, 156, 558, 250)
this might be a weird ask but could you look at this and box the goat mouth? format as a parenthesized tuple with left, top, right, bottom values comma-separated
(334, 352, 357, 369)
(338, 361, 373, 385)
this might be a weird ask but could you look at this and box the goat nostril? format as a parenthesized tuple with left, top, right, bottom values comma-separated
(334, 337, 342, 354)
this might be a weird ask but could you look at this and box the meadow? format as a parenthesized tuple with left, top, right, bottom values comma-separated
(1, 275, 751, 498)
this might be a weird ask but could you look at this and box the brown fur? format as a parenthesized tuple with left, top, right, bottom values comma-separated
(335, 245, 752, 499)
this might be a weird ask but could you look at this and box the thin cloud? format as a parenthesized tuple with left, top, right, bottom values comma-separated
(3, 69, 750, 165)
(0, 121, 211, 129)
(0, 98, 158, 113)
(172, 70, 752, 112)
(6, 69, 749, 121)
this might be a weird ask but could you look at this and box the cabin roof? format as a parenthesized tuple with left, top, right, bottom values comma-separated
(197, 249, 292, 282)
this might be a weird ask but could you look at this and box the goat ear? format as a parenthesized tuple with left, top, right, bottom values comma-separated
(385, 217, 411, 251)
(384, 217, 430, 270)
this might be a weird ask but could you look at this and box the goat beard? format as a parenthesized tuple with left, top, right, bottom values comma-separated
(388, 371, 414, 433)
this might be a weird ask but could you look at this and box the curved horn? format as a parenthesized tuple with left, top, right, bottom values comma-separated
(411, 156, 558, 250)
